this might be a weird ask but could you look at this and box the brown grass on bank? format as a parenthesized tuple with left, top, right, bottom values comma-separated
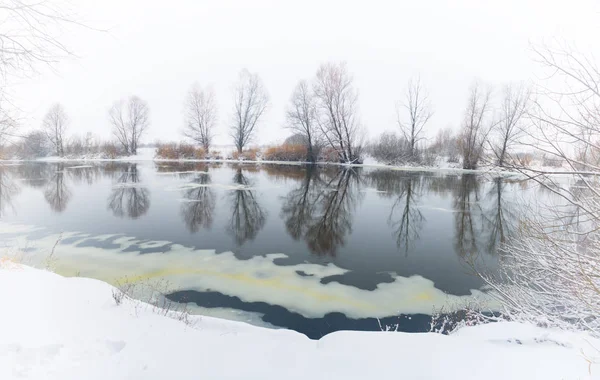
(232, 148, 260, 161)
(263, 144, 307, 162)
(156, 143, 206, 160)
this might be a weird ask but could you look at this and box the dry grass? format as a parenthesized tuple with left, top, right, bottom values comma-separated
(156, 143, 206, 160)
(263, 144, 307, 161)
(111, 276, 195, 326)
(232, 147, 261, 161)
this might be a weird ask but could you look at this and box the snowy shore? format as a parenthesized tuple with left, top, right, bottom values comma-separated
(1, 262, 598, 379)
(0, 147, 526, 176)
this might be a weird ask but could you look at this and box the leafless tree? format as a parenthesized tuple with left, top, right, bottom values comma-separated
(286, 80, 319, 162)
(109, 96, 150, 155)
(20, 130, 50, 158)
(230, 69, 269, 154)
(370, 132, 409, 165)
(313, 62, 363, 163)
(0, 91, 19, 149)
(0, 1, 87, 145)
(479, 43, 600, 335)
(430, 127, 460, 162)
(0, 0, 82, 77)
(183, 83, 217, 152)
(41, 103, 68, 156)
(397, 76, 433, 162)
(459, 81, 495, 170)
(491, 83, 531, 167)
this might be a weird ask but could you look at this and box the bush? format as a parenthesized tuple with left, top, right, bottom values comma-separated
(232, 147, 260, 161)
(101, 142, 123, 159)
(370, 132, 409, 165)
(19, 131, 51, 158)
(156, 143, 206, 159)
(263, 144, 307, 161)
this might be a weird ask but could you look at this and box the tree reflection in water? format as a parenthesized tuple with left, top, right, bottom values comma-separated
(482, 177, 518, 252)
(0, 167, 19, 216)
(367, 171, 424, 255)
(180, 165, 216, 232)
(281, 166, 361, 256)
(453, 174, 482, 259)
(107, 164, 150, 219)
(227, 167, 266, 245)
(44, 163, 72, 213)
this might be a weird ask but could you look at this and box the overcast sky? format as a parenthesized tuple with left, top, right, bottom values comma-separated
(10, 0, 600, 146)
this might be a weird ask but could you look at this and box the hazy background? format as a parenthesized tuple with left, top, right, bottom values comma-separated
(9, 0, 600, 146)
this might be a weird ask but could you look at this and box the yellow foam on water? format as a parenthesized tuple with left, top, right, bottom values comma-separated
(2, 222, 500, 319)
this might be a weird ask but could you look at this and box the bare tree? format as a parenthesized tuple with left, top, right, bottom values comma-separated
(109, 96, 150, 155)
(0, 94, 17, 149)
(0, 1, 84, 146)
(370, 132, 408, 165)
(396, 76, 433, 162)
(41, 103, 68, 156)
(286, 80, 319, 162)
(313, 62, 363, 163)
(230, 69, 269, 154)
(479, 44, 600, 335)
(492, 83, 531, 167)
(459, 81, 494, 170)
(20, 130, 50, 158)
(183, 83, 217, 152)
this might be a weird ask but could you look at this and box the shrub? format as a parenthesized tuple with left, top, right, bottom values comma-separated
(370, 132, 409, 165)
(19, 131, 51, 158)
(263, 144, 307, 161)
(101, 142, 122, 159)
(156, 143, 205, 159)
(232, 148, 261, 161)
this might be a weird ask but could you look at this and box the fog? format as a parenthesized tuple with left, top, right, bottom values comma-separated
(10, 0, 600, 145)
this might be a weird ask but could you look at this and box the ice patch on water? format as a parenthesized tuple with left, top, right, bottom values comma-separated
(112, 183, 147, 189)
(156, 171, 209, 176)
(359, 188, 388, 194)
(415, 206, 458, 213)
(0, 222, 499, 320)
(166, 183, 258, 191)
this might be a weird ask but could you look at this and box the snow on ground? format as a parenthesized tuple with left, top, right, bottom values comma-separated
(1, 263, 599, 380)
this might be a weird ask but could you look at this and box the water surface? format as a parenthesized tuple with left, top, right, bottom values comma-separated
(0, 162, 536, 338)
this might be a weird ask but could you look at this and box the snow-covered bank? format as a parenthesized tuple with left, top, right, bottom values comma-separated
(1, 263, 598, 379)
(0, 147, 522, 176)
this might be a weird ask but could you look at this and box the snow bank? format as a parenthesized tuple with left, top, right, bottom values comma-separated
(0, 263, 598, 379)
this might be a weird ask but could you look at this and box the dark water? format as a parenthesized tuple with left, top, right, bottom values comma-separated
(0, 162, 535, 338)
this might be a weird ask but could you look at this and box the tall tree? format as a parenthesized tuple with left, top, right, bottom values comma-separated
(459, 81, 494, 170)
(42, 103, 68, 156)
(109, 96, 149, 155)
(481, 44, 600, 335)
(286, 80, 319, 162)
(313, 62, 363, 163)
(396, 76, 433, 162)
(183, 83, 217, 152)
(492, 82, 530, 167)
(230, 69, 269, 154)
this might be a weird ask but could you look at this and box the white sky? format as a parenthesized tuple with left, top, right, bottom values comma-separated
(10, 0, 600, 146)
